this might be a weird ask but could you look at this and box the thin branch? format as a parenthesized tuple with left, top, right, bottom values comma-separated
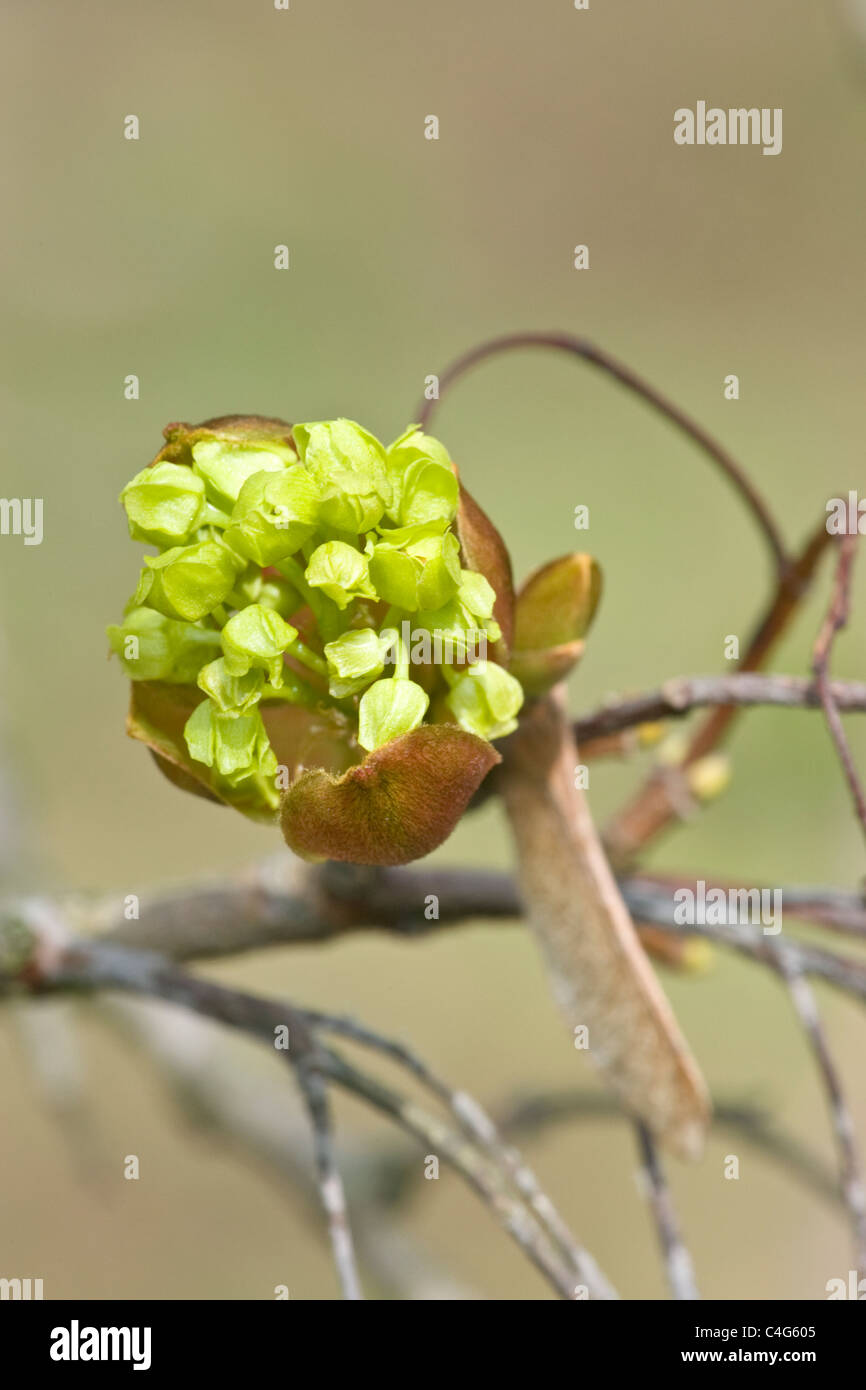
(15, 871, 866, 1021)
(1, 909, 613, 1300)
(105, 996, 476, 1298)
(416, 330, 789, 573)
(629, 873, 866, 942)
(6, 881, 865, 1295)
(295, 1062, 364, 1300)
(812, 532, 866, 844)
(4, 916, 366, 1300)
(574, 673, 866, 744)
(320, 1048, 609, 1299)
(305, 1009, 616, 1298)
(777, 960, 866, 1279)
(634, 1122, 700, 1301)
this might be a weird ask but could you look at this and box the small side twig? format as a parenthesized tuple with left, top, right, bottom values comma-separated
(305, 1008, 616, 1298)
(295, 1063, 363, 1300)
(778, 960, 866, 1280)
(634, 1122, 700, 1301)
(1, 909, 614, 1300)
(812, 532, 866, 844)
(627, 873, 866, 943)
(320, 1048, 611, 1299)
(574, 673, 866, 744)
(103, 996, 476, 1298)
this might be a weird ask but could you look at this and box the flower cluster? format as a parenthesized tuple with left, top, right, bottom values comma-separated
(108, 415, 530, 863)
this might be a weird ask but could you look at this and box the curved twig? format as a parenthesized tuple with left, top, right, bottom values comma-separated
(635, 1122, 700, 1300)
(416, 330, 789, 574)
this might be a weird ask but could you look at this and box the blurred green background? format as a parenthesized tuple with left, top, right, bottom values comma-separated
(2, 0, 865, 1299)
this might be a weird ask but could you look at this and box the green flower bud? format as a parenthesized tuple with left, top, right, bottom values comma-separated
(196, 657, 264, 715)
(323, 628, 391, 699)
(414, 598, 484, 661)
(305, 541, 375, 609)
(385, 427, 457, 527)
(120, 462, 208, 547)
(367, 544, 421, 610)
(373, 518, 449, 548)
(191, 439, 294, 512)
(107, 607, 222, 682)
(224, 466, 321, 566)
(401, 459, 459, 529)
(412, 531, 462, 610)
(388, 425, 452, 473)
(221, 604, 298, 687)
(358, 677, 429, 752)
(229, 572, 299, 618)
(446, 660, 524, 740)
(134, 540, 241, 622)
(184, 700, 277, 785)
(293, 419, 390, 533)
(457, 569, 497, 621)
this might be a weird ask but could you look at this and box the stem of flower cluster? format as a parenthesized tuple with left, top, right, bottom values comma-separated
(287, 639, 328, 678)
